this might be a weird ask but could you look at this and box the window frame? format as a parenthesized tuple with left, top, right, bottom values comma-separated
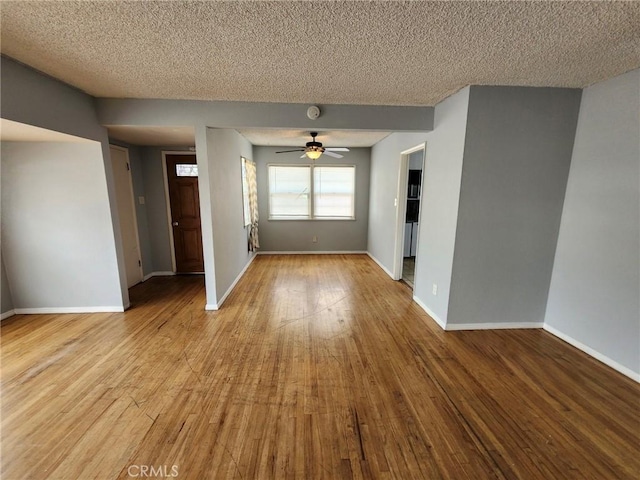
(267, 163, 356, 221)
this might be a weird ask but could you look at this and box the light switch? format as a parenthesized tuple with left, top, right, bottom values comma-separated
(138, 196, 145, 205)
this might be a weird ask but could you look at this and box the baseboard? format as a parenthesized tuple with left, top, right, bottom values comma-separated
(412, 295, 446, 330)
(366, 252, 394, 279)
(1, 309, 16, 320)
(13, 306, 125, 314)
(210, 253, 257, 310)
(143, 271, 176, 281)
(543, 324, 640, 383)
(445, 322, 544, 331)
(205, 303, 218, 311)
(258, 251, 367, 255)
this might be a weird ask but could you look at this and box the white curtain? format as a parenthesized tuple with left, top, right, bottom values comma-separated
(245, 159, 259, 251)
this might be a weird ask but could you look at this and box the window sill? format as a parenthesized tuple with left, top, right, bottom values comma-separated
(268, 216, 356, 221)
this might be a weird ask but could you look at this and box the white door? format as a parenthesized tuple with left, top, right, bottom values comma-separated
(110, 146, 143, 288)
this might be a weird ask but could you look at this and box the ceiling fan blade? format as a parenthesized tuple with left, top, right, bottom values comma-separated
(325, 147, 349, 152)
(275, 149, 305, 153)
(300, 153, 307, 158)
(323, 151, 343, 158)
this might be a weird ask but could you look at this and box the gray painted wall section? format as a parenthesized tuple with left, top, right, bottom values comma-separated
(412, 88, 470, 324)
(1, 142, 123, 309)
(447, 86, 582, 327)
(138, 147, 176, 273)
(205, 129, 255, 304)
(367, 132, 431, 272)
(545, 69, 640, 376)
(1, 56, 129, 308)
(1, 255, 14, 315)
(96, 98, 433, 132)
(255, 146, 370, 252)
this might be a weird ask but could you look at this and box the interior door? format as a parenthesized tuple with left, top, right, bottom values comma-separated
(109, 145, 143, 287)
(166, 154, 204, 273)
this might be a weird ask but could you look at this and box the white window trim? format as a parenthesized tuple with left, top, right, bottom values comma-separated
(267, 163, 356, 221)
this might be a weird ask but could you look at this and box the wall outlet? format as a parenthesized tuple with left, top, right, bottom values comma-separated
(432, 283, 438, 296)
(312, 235, 318, 243)
(138, 196, 145, 205)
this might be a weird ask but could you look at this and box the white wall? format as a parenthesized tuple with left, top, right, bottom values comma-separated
(203, 128, 255, 307)
(544, 69, 640, 379)
(1, 142, 124, 311)
(255, 146, 370, 252)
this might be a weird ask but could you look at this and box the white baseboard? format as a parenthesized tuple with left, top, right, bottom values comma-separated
(13, 306, 125, 314)
(543, 324, 640, 383)
(1, 309, 16, 320)
(366, 252, 394, 279)
(207, 253, 257, 311)
(258, 251, 367, 255)
(143, 271, 176, 281)
(412, 295, 446, 330)
(446, 322, 544, 331)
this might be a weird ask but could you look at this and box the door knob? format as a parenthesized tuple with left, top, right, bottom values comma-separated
(172, 221, 179, 226)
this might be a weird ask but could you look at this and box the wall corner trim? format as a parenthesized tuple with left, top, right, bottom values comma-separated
(543, 324, 640, 383)
(366, 252, 394, 279)
(412, 295, 447, 330)
(1, 310, 16, 321)
(214, 253, 257, 310)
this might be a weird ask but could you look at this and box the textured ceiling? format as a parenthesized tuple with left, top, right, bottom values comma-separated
(2, 1, 639, 107)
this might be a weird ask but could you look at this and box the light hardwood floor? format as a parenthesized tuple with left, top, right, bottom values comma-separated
(2, 254, 639, 479)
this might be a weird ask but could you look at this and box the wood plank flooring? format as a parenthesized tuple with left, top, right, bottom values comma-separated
(2, 254, 639, 479)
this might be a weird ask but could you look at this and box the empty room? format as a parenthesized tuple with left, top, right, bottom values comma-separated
(1, 2, 639, 479)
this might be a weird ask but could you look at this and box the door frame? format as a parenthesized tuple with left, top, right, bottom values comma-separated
(161, 150, 198, 273)
(109, 144, 144, 285)
(393, 143, 426, 281)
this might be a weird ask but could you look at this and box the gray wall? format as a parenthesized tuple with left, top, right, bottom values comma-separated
(138, 146, 187, 273)
(1, 142, 124, 310)
(413, 88, 470, 324)
(255, 146, 370, 252)
(1, 56, 128, 308)
(447, 86, 582, 327)
(205, 129, 255, 303)
(1, 256, 14, 315)
(545, 69, 640, 376)
(97, 98, 433, 132)
(367, 132, 431, 271)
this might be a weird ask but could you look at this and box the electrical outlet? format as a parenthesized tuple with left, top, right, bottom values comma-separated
(432, 283, 438, 296)
(312, 235, 318, 243)
(138, 196, 145, 205)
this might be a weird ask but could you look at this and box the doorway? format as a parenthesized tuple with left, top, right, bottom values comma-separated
(393, 144, 425, 289)
(164, 153, 204, 273)
(109, 145, 143, 288)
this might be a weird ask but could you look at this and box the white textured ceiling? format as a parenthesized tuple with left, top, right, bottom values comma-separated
(2, 1, 639, 107)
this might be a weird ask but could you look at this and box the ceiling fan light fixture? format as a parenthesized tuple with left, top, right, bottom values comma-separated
(305, 149, 323, 160)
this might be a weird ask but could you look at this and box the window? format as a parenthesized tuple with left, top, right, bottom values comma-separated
(268, 165, 355, 220)
(176, 164, 198, 177)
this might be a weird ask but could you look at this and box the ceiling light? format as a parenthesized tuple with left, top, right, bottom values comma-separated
(305, 149, 322, 160)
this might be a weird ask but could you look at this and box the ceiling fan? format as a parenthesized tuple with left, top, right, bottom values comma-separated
(275, 132, 349, 160)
